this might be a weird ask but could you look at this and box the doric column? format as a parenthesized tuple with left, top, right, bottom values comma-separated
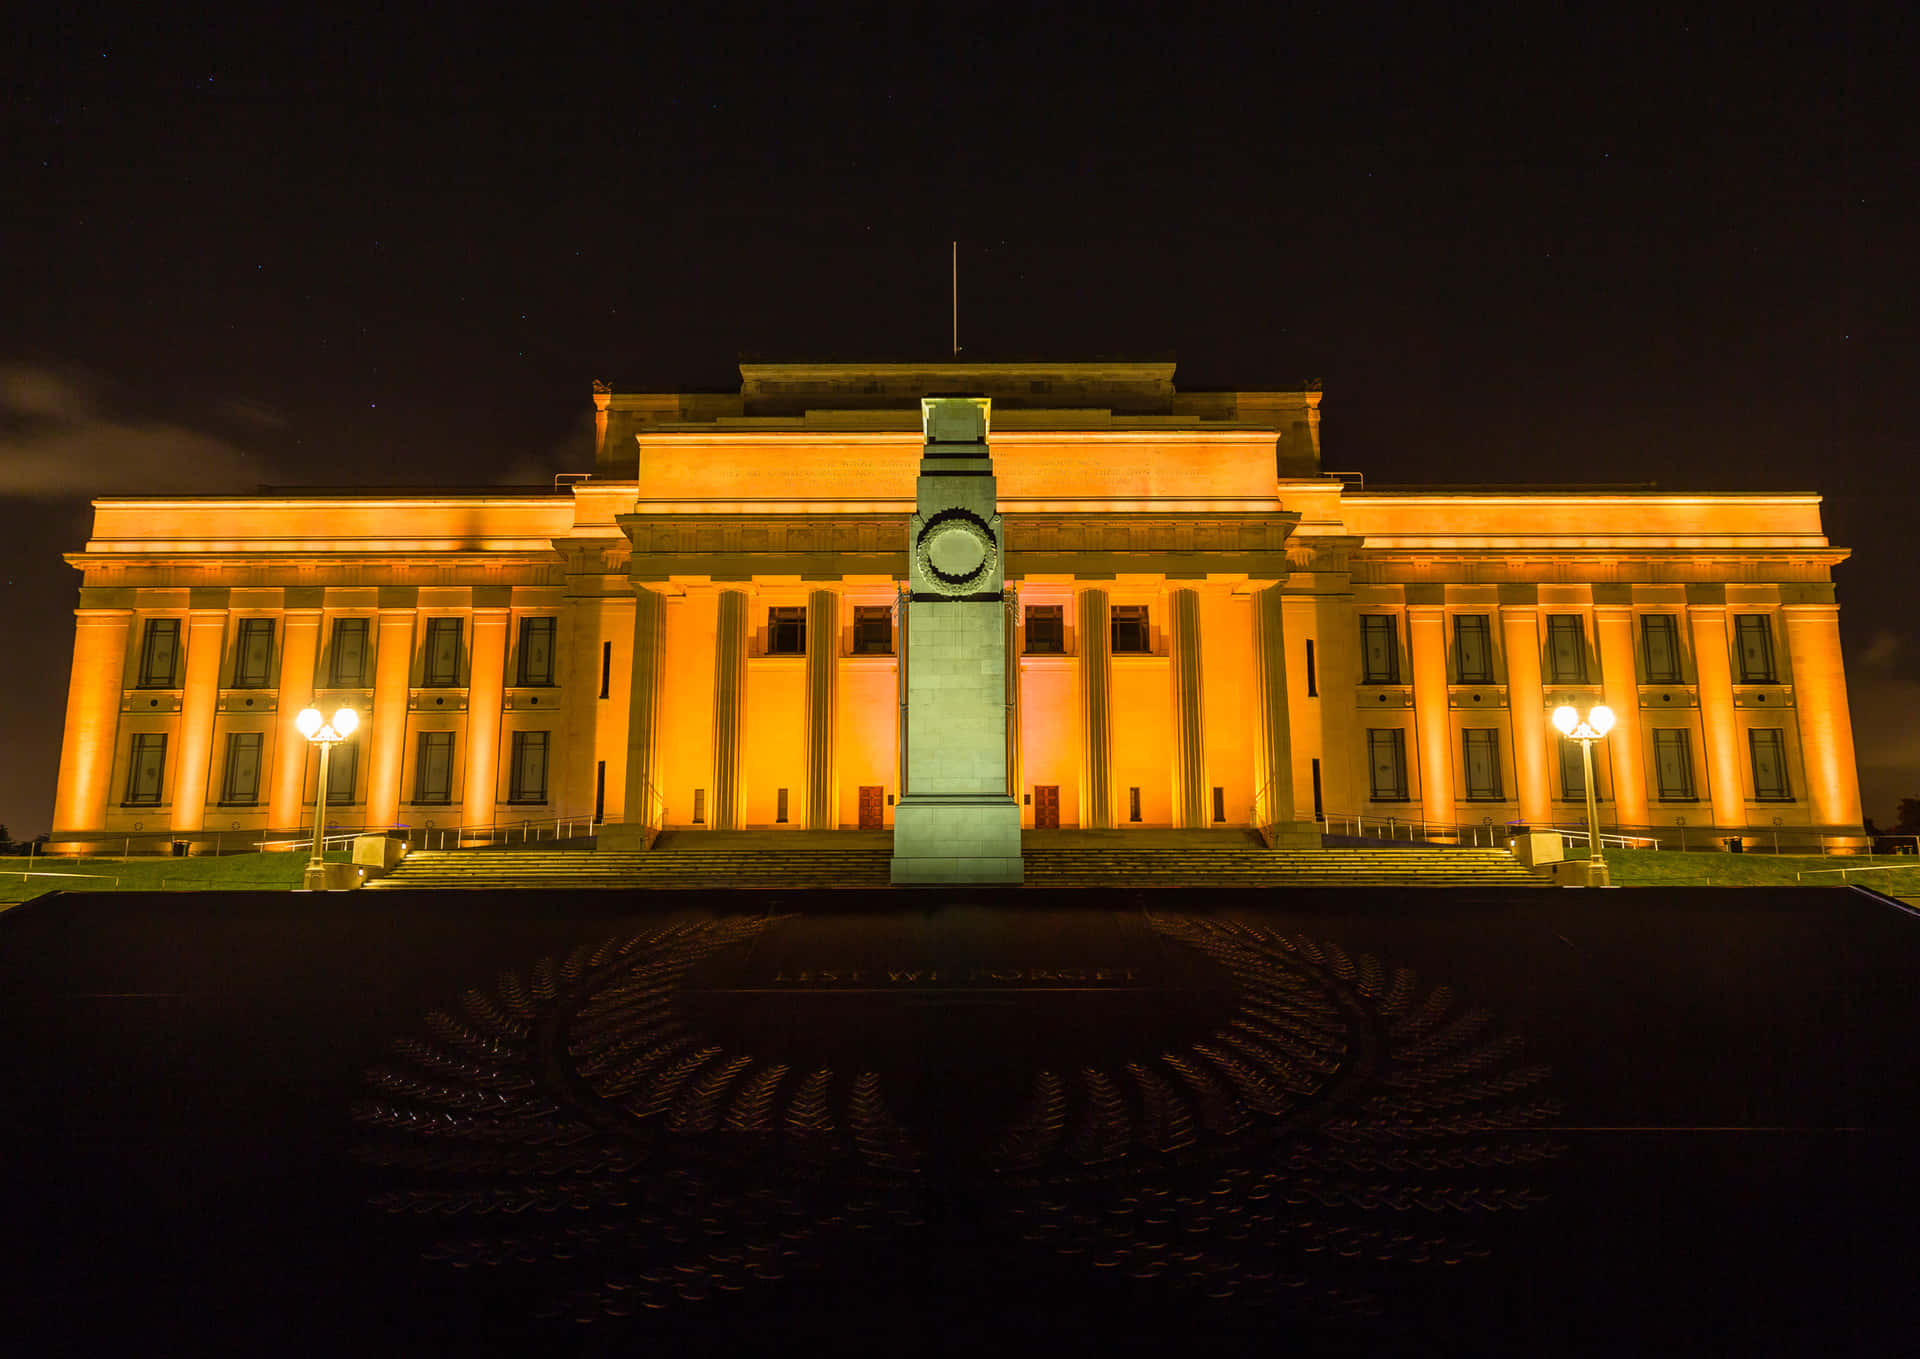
(710, 587, 749, 830)
(1500, 599, 1553, 826)
(269, 606, 322, 832)
(804, 587, 839, 829)
(170, 598, 229, 834)
(1405, 599, 1454, 831)
(52, 605, 132, 836)
(1782, 601, 1864, 829)
(1687, 592, 1746, 831)
(1076, 586, 1113, 829)
(1593, 601, 1649, 828)
(365, 598, 416, 828)
(1313, 591, 1360, 815)
(612, 587, 667, 838)
(1250, 584, 1298, 829)
(461, 603, 511, 833)
(1006, 590, 1023, 809)
(1168, 586, 1208, 828)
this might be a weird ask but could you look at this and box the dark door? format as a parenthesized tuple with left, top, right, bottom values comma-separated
(858, 785, 885, 830)
(1034, 785, 1060, 829)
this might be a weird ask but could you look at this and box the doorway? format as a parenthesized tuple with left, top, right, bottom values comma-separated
(1033, 785, 1060, 829)
(858, 785, 886, 830)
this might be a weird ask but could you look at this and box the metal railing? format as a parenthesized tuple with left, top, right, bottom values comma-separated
(1796, 862, 1920, 885)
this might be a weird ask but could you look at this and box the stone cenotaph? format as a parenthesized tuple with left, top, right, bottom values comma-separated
(889, 397, 1024, 884)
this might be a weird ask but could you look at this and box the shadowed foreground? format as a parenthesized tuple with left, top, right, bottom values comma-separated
(1, 886, 1912, 1356)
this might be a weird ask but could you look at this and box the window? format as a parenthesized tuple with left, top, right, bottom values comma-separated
(1367, 728, 1410, 801)
(599, 640, 612, 699)
(1454, 614, 1494, 683)
(1212, 787, 1226, 824)
(776, 787, 790, 823)
(1546, 615, 1587, 682)
(1361, 616, 1401, 683)
(329, 618, 369, 687)
(413, 731, 455, 803)
(1304, 639, 1319, 696)
(1557, 736, 1607, 802)
(768, 607, 806, 655)
(1652, 729, 1696, 801)
(1024, 605, 1064, 654)
(1311, 758, 1323, 820)
(326, 738, 358, 803)
(1128, 786, 1143, 822)
(1749, 728, 1792, 801)
(508, 731, 549, 804)
(594, 761, 606, 823)
(853, 606, 893, 655)
(422, 618, 462, 687)
(692, 788, 706, 824)
(124, 733, 166, 805)
(518, 617, 556, 686)
(233, 618, 275, 689)
(220, 732, 264, 805)
(137, 619, 180, 688)
(1111, 606, 1150, 655)
(1642, 614, 1682, 683)
(1735, 615, 1777, 683)
(1462, 729, 1503, 800)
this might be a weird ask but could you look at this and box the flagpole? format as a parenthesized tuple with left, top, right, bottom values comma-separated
(952, 240, 958, 355)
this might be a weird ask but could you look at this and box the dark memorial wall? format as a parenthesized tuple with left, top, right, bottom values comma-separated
(1, 887, 1913, 1356)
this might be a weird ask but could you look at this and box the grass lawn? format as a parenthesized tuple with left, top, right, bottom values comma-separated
(1575, 846, 1920, 891)
(0, 850, 347, 906)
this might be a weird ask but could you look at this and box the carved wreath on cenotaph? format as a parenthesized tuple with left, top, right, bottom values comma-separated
(914, 508, 998, 594)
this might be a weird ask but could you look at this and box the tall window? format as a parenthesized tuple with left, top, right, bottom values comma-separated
(329, 618, 370, 687)
(1735, 615, 1777, 683)
(137, 619, 180, 688)
(220, 732, 264, 805)
(768, 607, 806, 655)
(853, 606, 893, 655)
(776, 787, 790, 823)
(1652, 729, 1696, 801)
(1641, 614, 1683, 683)
(1462, 729, 1503, 800)
(1128, 787, 1143, 822)
(1024, 605, 1064, 654)
(124, 733, 167, 805)
(599, 641, 612, 699)
(1749, 729, 1792, 800)
(1558, 736, 1607, 802)
(232, 618, 276, 689)
(1361, 616, 1401, 684)
(413, 731, 455, 803)
(1367, 728, 1410, 801)
(508, 731, 549, 804)
(326, 737, 358, 804)
(517, 617, 556, 686)
(1546, 615, 1588, 682)
(1305, 639, 1318, 696)
(422, 618, 462, 687)
(1111, 606, 1150, 655)
(1454, 614, 1494, 683)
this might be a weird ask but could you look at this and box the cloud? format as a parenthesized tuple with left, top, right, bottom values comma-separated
(0, 364, 278, 497)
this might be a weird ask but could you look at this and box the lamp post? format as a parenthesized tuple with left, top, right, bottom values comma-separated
(296, 706, 358, 890)
(1553, 703, 1614, 887)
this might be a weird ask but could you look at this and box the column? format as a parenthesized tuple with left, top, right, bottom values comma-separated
(599, 587, 667, 845)
(461, 604, 510, 834)
(1249, 584, 1298, 831)
(710, 587, 749, 830)
(1006, 591, 1023, 812)
(804, 587, 839, 829)
(365, 598, 416, 828)
(1500, 601, 1553, 826)
(1167, 586, 1208, 828)
(1406, 600, 1454, 832)
(1782, 601, 1864, 829)
(1687, 593, 1746, 831)
(269, 606, 322, 832)
(1313, 591, 1360, 815)
(170, 599, 229, 834)
(1593, 602, 1649, 828)
(51, 605, 132, 836)
(1076, 586, 1113, 829)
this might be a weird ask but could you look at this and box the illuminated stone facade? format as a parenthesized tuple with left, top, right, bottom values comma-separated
(51, 362, 1865, 850)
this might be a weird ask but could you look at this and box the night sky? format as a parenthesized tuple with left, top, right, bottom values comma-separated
(3, 6, 1912, 839)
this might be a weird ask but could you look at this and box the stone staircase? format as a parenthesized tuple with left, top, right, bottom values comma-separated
(363, 828, 1545, 892)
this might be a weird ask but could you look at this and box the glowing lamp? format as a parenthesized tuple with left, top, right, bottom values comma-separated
(1553, 702, 1614, 887)
(296, 706, 359, 882)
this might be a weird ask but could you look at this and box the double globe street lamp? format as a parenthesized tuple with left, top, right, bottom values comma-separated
(296, 706, 359, 890)
(1552, 702, 1614, 887)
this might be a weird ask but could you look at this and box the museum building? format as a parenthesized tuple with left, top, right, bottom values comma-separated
(50, 362, 1865, 850)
